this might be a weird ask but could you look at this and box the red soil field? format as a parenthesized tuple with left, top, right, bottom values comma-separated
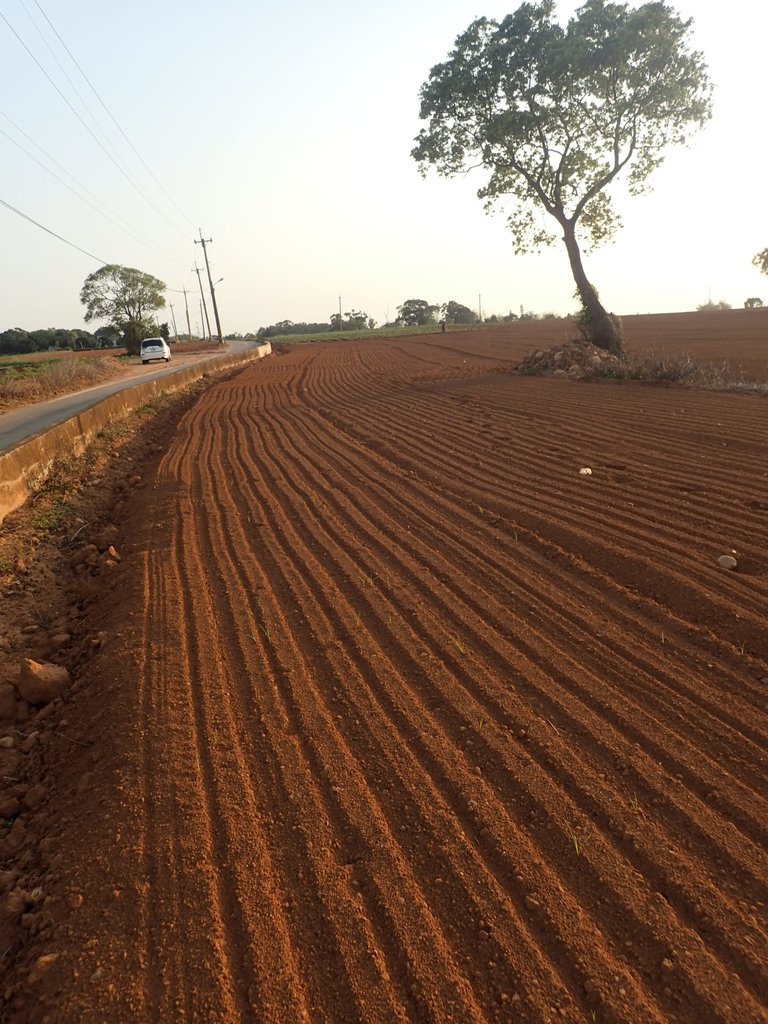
(438, 307, 768, 382)
(4, 327, 768, 1023)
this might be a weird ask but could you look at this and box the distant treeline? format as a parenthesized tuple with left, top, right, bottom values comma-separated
(256, 321, 339, 339)
(0, 327, 103, 356)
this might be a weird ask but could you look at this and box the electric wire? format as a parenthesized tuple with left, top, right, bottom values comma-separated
(0, 105, 114, 213)
(18, 0, 106, 142)
(0, 120, 184, 266)
(32, 0, 197, 231)
(0, 10, 191, 241)
(0, 196, 108, 264)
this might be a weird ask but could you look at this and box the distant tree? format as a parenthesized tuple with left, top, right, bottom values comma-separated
(396, 299, 439, 326)
(159, 322, 171, 342)
(744, 297, 764, 309)
(330, 310, 370, 331)
(52, 328, 75, 350)
(94, 325, 120, 348)
(412, 1, 712, 355)
(0, 329, 31, 355)
(753, 249, 768, 276)
(696, 300, 732, 311)
(27, 329, 53, 351)
(442, 300, 478, 325)
(346, 309, 370, 330)
(80, 264, 166, 355)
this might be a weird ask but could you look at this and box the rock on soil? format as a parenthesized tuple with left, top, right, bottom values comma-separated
(14, 660, 71, 706)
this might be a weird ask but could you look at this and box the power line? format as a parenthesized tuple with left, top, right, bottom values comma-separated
(0, 10, 190, 240)
(19, 0, 105, 141)
(31, 0, 197, 231)
(0, 196, 108, 264)
(0, 118, 183, 265)
(0, 106, 131, 224)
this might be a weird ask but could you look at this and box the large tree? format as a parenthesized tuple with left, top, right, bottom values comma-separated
(396, 299, 439, 326)
(412, 0, 712, 354)
(442, 300, 478, 325)
(80, 264, 166, 355)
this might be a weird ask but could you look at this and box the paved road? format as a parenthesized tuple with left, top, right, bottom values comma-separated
(0, 342, 252, 454)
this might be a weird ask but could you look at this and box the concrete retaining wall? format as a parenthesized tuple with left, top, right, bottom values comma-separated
(0, 343, 271, 526)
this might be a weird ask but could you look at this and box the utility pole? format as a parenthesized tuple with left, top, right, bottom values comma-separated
(169, 303, 179, 343)
(478, 293, 483, 322)
(199, 301, 205, 339)
(338, 295, 342, 332)
(195, 230, 223, 343)
(182, 288, 193, 342)
(192, 263, 212, 339)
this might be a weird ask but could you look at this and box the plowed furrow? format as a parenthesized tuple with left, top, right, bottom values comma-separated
(215, 406, 670, 1022)
(294, 395, 767, 748)
(281, 401, 768, 829)
(155, 420, 317, 1024)
(331, 389, 768, 639)
(212, 388, 765, 1019)
(246, 393, 768, 983)
(184, 405, 495, 1024)
(71, 339, 768, 1024)
(312, 362, 766, 567)
(186, 390, 411, 1024)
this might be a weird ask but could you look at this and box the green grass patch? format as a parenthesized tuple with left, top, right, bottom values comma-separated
(268, 324, 456, 346)
(0, 361, 53, 383)
(32, 499, 76, 533)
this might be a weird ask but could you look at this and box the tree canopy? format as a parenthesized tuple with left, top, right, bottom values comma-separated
(442, 300, 478, 325)
(396, 299, 440, 326)
(412, 0, 712, 353)
(80, 264, 166, 354)
(330, 309, 372, 331)
(753, 249, 768, 277)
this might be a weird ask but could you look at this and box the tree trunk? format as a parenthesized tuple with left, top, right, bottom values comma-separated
(562, 222, 623, 355)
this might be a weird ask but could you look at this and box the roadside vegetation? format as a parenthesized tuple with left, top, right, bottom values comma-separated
(0, 354, 125, 410)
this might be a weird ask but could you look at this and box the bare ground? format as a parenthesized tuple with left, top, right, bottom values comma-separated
(0, 326, 766, 1023)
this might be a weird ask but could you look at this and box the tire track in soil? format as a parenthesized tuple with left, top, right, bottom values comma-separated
(33, 337, 768, 1024)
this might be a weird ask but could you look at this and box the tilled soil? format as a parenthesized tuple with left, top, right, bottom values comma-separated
(2, 333, 767, 1023)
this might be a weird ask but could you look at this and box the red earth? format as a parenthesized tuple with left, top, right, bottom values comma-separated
(1, 318, 767, 1023)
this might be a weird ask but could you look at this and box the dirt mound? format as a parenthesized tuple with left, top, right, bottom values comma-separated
(516, 339, 625, 379)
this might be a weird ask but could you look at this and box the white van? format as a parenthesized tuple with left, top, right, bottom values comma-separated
(140, 338, 171, 364)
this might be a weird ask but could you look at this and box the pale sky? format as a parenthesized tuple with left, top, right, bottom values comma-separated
(0, 0, 766, 335)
